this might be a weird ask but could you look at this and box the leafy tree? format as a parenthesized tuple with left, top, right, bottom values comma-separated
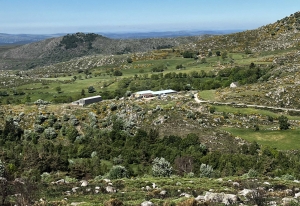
(216, 51, 221, 56)
(67, 127, 79, 143)
(182, 51, 194, 58)
(209, 106, 216, 114)
(249, 62, 256, 69)
(249, 141, 260, 155)
(127, 57, 133, 63)
(55, 86, 62, 93)
(81, 89, 85, 96)
(88, 86, 96, 93)
(113, 70, 123, 76)
(152, 157, 172, 177)
(278, 115, 290, 130)
(221, 51, 228, 60)
(107, 165, 128, 179)
(199, 163, 214, 178)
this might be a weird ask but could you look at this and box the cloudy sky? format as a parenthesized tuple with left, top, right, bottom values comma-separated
(1, 0, 299, 34)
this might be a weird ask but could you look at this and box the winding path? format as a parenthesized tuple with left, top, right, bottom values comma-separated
(194, 93, 300, 113)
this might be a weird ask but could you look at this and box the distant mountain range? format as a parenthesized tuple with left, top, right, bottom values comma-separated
(0, 30, 241, 45)
(0, 33, 63, 45)
(97, 30, 241, 39)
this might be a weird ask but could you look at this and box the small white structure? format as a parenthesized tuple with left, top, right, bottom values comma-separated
(134, 89, 177, 98)
(73, 95, 102, 106)
(230, 82, 239, 88)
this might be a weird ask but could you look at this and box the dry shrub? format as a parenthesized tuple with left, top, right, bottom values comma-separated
(104, 198, 123, 206)
(176, 198, 200, 206)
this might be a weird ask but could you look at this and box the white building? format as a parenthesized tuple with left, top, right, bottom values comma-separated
(73, 95, 102, 106)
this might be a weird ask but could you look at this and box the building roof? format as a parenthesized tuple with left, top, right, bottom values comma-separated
(135, 90, 153, 95)
(81, 95, 102, 101)
(152, 89, 177, 95)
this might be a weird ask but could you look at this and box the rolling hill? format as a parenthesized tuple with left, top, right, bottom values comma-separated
(179, 11, 300, 53)
(0, 33, 207, 70)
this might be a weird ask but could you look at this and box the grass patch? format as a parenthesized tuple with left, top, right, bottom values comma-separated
(223, 127, 300, 150)
(214, 105, 300, 120)
(198, 90, 216, 101)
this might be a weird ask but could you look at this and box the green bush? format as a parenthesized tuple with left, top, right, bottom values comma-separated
(199, 163, 214, 178)
(107, 165, 128, 179)
(152, 157, 172, 177)
(0, 160, 4, 177)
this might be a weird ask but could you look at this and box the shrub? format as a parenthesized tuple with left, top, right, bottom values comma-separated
(113, 70, 123, 76)
(88, 86, 96, 93)
(107, 165, 128, 179)
(0, 160, 4, 177)
(43, 127, 57, 139)
(209, 106, 216, 114)
(34, 124, 44, 133)
(281, 174, 295, 181)
(186, 172, 195, 178)
(199, 163, 214, 178)
(104, 198, 124, 206)
(278, 115, 290, 130)
(152, 157, 172, 177)
(243, 169, 258, 178)
(69, 115, 79, 126)
(126, 57, 133, 63)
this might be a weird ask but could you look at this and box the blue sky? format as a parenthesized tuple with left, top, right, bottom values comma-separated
(1, 0, 300, 34)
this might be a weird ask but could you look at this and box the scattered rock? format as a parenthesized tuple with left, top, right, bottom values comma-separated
(160, 190, 167, 196)
(201, 192, 238, 205)
(141, 201, 154, 206)
(233, 182, 240, 187)
(72, 187, 79, 193)
(238, 189, 255, 197)
(71, 202, 86, 206)
(180, 193, 191, 198)
(295, 192, 300, 198)
(80, 180, 88, 187)
(282, 197, 298, 206)
(106, 185, 116, 193)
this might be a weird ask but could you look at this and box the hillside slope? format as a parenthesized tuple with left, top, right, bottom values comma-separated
(179, 11, 300, 53)
(0, 33, 206, 70)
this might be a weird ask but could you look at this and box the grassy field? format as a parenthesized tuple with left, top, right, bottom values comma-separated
(198, 90, 216, 101)
(0, 50, 287, 106)
(214, 105, 300, 120)
(223, 127, 300, 150)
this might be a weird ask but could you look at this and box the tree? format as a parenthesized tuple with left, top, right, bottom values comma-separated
(88, 86, 96, 93)
(127, 57, 133, 63)
(113, 70, 123, 76)
(216, 51, 221, 56)
(278, 115, 290, 130)
(55, 86, 62, 93)
(0, 160, 8, 205)
(221, 51, 228, 60)
(152, 157, 172, 177)
(199, 163, 214, 178)
(174, 156, 193, 176)
(107, 165, 128, 179)
(81, 89, 85, 96)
